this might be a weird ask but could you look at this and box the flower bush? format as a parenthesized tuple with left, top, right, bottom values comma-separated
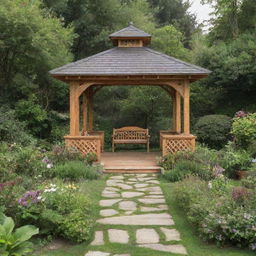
(172, 175, 256, 250)
(17, 182, 94, 243)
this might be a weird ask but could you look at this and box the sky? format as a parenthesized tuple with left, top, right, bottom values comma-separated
(188, 0, 214, 30)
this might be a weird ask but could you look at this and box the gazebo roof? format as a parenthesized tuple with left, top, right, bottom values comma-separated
(50, 47, 210, 77)
(50, 24, 210, 79)
(109, 24, 151, 38)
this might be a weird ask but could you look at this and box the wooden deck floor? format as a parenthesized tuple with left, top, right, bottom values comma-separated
(100, 152, 161, 173)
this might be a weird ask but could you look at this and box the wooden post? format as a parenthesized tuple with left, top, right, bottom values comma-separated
(82, 92, 88, 132)
(183, 80, 190, 135)
(172, 94, 176, 132)
(175, 91, 181, 133)
(88, 87, 94, 132)
(69, 82, 80, 136)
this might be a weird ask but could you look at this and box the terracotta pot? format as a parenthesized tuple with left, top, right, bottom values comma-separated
(236, 170, 249, 180)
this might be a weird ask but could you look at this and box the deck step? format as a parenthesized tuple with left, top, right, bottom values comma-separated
(103, 166, 161, 173)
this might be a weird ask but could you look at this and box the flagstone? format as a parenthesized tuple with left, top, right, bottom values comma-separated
(100, 199, 122, 207)
(113, 254, 130, 256)
(140, 206, 165, 212)
(149, 191, 163, 195)
(108, 229, 129, 244)
(91, 231, 104, 246)
(147, 180, 160, 184)
(110, 176, 124, 180)
(136, 228, 159, 244)
(97, 213, 174, 226)
(134, 183, 149, 188)
(138, 198, 166, 204)
(144, 195, 164, 199)
(121, 192, 144, 198)
(119, 201, 137, 211)
(137, 186, 162, 192)
(85, 251, 110, 256)
(128, 178, 137, 181)
(102, 192, 120, 198)
(116, 184, 133, 190)
(100, 209, 119, 217)
(105, 187, 120, 192)
(138, 244, 187, 255)
(160, 227, 181, 241)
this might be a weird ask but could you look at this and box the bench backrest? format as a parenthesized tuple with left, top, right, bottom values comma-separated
(113, 126, 148, 140)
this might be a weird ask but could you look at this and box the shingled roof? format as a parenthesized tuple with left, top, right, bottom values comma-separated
(50, 24, 210, 78)
(109, 24, 151, 38)
(50, 47, 210, 76)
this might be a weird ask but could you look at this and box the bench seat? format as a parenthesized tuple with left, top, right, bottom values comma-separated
(112, 126, 150, 152)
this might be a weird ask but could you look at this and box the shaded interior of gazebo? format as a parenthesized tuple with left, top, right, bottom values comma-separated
(50, 24, 210, 161)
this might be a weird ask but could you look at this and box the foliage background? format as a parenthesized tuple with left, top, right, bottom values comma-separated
(0, 0, 255, 148)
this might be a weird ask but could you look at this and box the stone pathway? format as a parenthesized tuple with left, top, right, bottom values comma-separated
(85, 174, 187, 256)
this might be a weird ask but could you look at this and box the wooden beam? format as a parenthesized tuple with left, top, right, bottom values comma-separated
(164, 82, 184, 97)
(183, 80, 190, 135)
(78, 82, 94, 97)
(69, 82, 80, 136)
(175, 91, 181, 133)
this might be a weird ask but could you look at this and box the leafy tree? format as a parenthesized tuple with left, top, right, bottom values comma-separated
(148, 0, 197, 47)
(0, 0, 74, 109)
(202, 0, 256, 43)
(152, 25, 191, 61)
(43, 0, 155, 58)
(193, 32, 256, 115)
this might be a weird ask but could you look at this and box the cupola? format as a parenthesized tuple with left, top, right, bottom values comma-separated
(109, 22, 151, 47)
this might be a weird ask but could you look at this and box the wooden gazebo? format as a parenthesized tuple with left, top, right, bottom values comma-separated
(50, 24, 210, 160)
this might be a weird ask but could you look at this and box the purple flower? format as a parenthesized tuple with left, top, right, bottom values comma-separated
(18, 190, 42, 207)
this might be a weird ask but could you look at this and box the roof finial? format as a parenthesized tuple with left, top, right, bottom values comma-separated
(129, 21, 133, 26)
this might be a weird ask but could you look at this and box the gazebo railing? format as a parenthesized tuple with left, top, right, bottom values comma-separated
(160, 132, 196, 155)
(64, 135, 101, 160)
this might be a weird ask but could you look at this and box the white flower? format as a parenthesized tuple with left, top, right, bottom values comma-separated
(47, 163, 53, 169)
(37, 196, 42, 200)
(208, 181, 213, 189)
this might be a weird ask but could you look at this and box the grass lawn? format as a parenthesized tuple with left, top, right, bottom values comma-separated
(36, 175, 254, 256)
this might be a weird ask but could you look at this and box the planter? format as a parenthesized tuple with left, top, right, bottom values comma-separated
(236, 170, 249, 180)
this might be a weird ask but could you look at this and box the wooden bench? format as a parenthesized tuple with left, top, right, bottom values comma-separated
(112, 126, 150, 152)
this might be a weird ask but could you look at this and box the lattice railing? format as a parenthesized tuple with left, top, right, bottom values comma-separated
(161, 134, 196, 156)
(64, 135, 101, 160)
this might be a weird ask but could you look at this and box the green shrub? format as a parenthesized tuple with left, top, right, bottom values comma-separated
(219, 143, 252, 177)
(194, 115, 232, 149)
(0, 107, 34, 145)
(162, 146, 217, 182)
(15, 95, 51, 138)
(53, 161, 100, 180)
(13, 146, 45, 177)
(0, 214, 38, 256)
(231, 113, 256, 149)
(163, 159, 211, 182)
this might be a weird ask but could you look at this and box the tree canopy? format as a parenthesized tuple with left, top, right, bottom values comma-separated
(0, 0, 255, 145)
